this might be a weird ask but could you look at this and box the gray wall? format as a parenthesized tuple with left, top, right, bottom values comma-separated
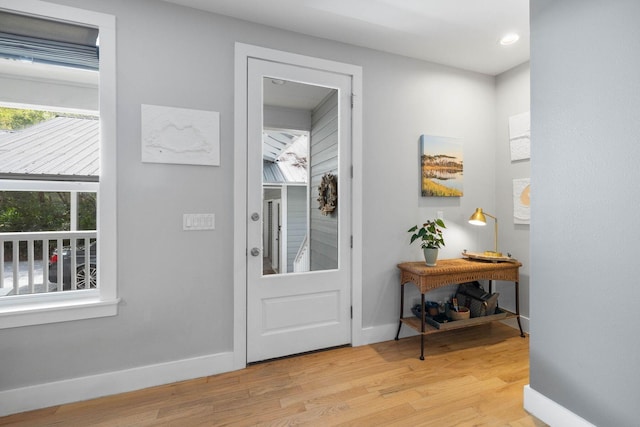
(309, 91, 338, 271)
(495, 62, 530, 321)
(1, 0, 502, 397)
(530, 1, 640, 425)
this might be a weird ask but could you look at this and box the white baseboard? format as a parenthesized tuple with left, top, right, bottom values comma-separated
(360, 321, 419, 345)
(0, 351, 235, 418)
(359, 315, 531, 346)
(524, 385, 596, 427)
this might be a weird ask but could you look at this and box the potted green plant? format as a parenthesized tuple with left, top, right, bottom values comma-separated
(408, 218, 446, 266)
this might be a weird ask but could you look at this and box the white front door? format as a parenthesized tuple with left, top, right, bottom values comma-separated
(246, 58, 352, 363)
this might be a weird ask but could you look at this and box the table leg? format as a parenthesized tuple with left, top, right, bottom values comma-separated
(515, 280, 525, 337)
(395, 283, 405, 340)
(420, 292, 425, 360)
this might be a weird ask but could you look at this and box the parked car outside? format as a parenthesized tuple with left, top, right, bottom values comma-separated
(48, 241, 97, 290)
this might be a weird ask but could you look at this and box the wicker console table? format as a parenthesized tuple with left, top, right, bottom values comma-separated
(395, 258, 525, 360)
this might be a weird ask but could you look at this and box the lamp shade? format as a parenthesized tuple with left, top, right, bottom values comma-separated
(468, 208, 487, 226)
(467, 207, 501, 257)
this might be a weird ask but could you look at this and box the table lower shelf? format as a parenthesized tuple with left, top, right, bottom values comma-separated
(400, 309, 517, 335)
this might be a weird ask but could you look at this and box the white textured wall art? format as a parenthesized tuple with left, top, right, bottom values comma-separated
(513, 178, 531, 224)
(141, 104, 220, 166)
(509, 111, 530, 161)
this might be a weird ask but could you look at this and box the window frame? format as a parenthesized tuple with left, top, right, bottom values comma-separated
(0, 0, 118, 329)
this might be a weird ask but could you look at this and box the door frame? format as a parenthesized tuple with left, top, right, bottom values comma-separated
(233, 43, 363, 369)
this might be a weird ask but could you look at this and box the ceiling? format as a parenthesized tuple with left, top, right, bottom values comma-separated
(162, 0, 529, 76)
(264, 77, 334, 110)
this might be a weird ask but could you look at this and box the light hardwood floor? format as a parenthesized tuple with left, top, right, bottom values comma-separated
(0, 323, 547, 426)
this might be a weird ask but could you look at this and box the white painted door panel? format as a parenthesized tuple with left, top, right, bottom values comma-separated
(247, 58, 352, 363)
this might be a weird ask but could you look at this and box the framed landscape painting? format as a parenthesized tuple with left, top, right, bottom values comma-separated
(419, 135, 463, 197)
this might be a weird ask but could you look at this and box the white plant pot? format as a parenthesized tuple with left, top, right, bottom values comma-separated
(423, 247, 439, 267)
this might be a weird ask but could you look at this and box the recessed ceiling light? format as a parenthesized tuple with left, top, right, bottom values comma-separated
(499, 33, 520, 46)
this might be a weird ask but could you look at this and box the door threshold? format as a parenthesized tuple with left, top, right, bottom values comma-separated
(247, 344, 352, 366)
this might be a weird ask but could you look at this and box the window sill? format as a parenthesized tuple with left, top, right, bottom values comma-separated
(0, 295, 119, 329)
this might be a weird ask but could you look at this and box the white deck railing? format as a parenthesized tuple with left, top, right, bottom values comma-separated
(0, 230, 97, 297)
(293, 234, 310, 273)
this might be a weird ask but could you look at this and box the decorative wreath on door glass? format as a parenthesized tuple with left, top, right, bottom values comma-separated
(317, 173, 338, 216)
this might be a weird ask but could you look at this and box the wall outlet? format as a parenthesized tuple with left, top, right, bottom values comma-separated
(183, 213, 215, 230)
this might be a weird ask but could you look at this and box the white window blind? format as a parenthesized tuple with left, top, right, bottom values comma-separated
(0, 11, 98, 70)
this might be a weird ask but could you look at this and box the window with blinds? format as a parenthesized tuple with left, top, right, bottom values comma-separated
(0, 2, 117, 328)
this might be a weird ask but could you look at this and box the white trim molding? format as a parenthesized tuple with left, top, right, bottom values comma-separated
(524, 385, 597, 427)
(360, 317, 530, 348)
(0, 351, 235, 417)
(0, 296, 119, 329)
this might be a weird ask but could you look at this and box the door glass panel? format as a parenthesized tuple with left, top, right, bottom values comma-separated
(262, 77, 339, 275)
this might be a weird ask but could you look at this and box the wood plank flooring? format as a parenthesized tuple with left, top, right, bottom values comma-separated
(0, 323, 547, 426)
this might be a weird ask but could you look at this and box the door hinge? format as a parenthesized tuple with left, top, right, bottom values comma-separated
(350, 235, 353, 248)
(350, 93, 355, 108)
(350, 165, 353, 178)
(350, 306, 353, 319)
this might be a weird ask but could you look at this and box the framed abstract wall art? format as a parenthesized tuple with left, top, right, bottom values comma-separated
(141, 104, 220, 166)
(419, 134, 463, 197)
(513, 178, 531, 224)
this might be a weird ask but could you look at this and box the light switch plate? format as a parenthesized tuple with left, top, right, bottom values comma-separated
(183, 213, 215, 230)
